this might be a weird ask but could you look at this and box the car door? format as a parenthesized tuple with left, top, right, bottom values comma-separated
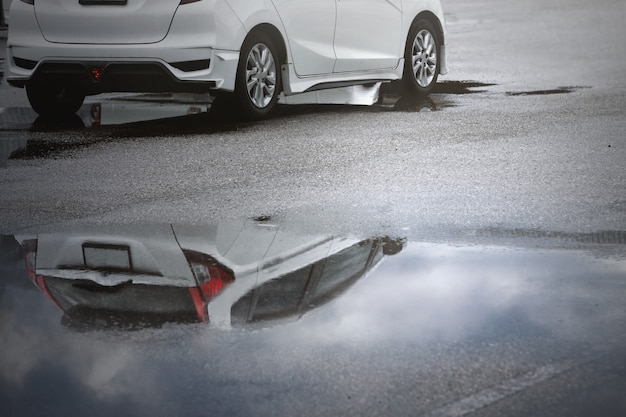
(333, 0, 403, 73)
(271, 0, 336, 76)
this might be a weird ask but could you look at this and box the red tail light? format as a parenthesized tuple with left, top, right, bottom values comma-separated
(22, 239, 63, 311)
(183, 250, 234, 322)
(22, 239, 38, 284)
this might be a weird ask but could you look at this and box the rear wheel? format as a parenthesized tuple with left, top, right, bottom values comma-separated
(403, 19, 440, 95)
(26, 83, 85, 117)
(234, 32, 281, 120)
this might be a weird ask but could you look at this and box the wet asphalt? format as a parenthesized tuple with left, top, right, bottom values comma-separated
(0, 0, 625, 416)
(0, 0, 625, 237)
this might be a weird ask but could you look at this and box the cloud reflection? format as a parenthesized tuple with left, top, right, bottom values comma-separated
(287, 244, 626, 348)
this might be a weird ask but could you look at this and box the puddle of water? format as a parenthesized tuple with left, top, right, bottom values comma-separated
(8, 135, 102, 160)
(276, 80, 489, 116)
(1, 220, 625, 416)
(80, 95, 211, 127)
(10, 85, 385, 132)
(0, 132, 27, 166)
(0, 107, 38, 130)
(373, 80, 495, 112)
(433, 80, 498, 94)
(2, 220, 624, 332)
(1, 79, 493, 159)
(506, 86, 591, 96)
(0, 94, 214, 133)
(2, 80, 494, 138)
(380, 80, 497, 97)
(377, 94, 451, 112)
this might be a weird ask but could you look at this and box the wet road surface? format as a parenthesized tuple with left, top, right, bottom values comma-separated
(1, 0, 626, 416)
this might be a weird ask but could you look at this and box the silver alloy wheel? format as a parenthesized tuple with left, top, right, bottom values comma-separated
(411, 29, 438, 88)
(245, 43, 277, 109)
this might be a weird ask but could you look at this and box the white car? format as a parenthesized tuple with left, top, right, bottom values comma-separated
(19, 220, 404, 330)
(7, 0, 447, 119)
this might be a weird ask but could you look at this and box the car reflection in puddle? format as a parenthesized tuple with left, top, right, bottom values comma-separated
(13, 219, 404, 332)
(1, 80, 490, 162)
(278, 80, 474, 115)
(1, 219, 625, 416)
(27, 80, 485, 130)
(376, 80, 493, 112)
(79, 94, 211, 128)
(0, 87, 441, 161)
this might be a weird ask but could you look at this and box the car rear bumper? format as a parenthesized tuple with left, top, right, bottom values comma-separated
(6, 45, 240, 94)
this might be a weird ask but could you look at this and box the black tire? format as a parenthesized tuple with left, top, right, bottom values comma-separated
(26, 83, 85, 117)
(403, 19, 441, 95)
(233, 32, 282, 120)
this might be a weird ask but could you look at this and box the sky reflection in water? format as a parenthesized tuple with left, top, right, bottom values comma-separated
(1, 240, 624, 417)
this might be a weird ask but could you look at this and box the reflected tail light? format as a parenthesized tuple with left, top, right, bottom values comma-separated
(22, 239, 63, 311)
(183, 250, 234, 322)
(22, 239, 38, 284)
(90, 104, 102, 126)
